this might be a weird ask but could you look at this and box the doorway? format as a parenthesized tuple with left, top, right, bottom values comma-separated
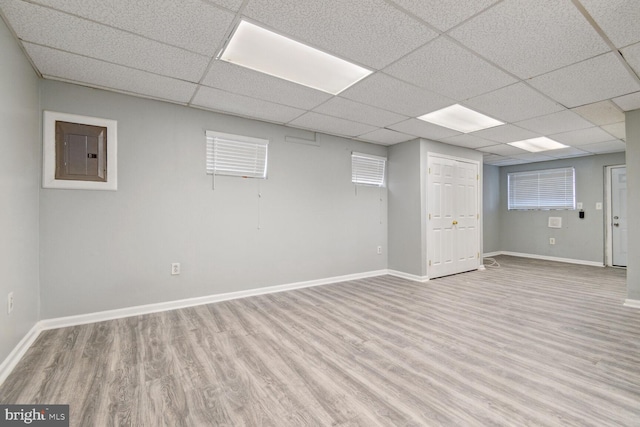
(606, 165, 627, 267)
(427, 154, 480, 279)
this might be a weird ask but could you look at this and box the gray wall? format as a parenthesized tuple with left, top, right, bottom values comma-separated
(483, 164, 500, 254)
(0, 18, 40, 362)
(39, 80, 387, 318)
(626, 109, 640, 300)
(387, 138, 483, 277)
(499, 152, 625, 263)
(388, 139, 422, 276)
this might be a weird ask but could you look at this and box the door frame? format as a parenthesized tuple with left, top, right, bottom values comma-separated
(426, 153, 481, 278)
(605, 164, 626, 267)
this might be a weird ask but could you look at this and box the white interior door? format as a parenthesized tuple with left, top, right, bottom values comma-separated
(611, 167, 627, 267)
(428, 155, 479, 279)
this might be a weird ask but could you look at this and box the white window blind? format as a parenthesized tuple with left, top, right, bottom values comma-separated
(352, 152, 386, 187)
(508, 167, 575, 210)
(206, 130, 268, 178)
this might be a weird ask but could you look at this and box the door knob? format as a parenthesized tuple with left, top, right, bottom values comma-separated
(614, 216, 619, 219)
(452, 220, 458, 225)
(613, 223, 620, 227)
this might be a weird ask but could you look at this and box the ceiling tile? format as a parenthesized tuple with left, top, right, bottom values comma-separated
(601, 122, 626, 140)
(470, 124, 540, 143)
(571, 100, 625, 125)
(511, 152, 556, 162)
(439, 134, 496, 149)
(357, 128, 414, 145)
(464, 83, 564, 123)
(621, 42, 640, 76)
(384, 36, 516, 100)
(580, 140, 627, 154)
(288, 112, 378, 137)
(29, 0, 236, 56)
(243, 0, 438, 69)
(313, 97, 408, 127)
(387, 118, 461, 140)
(516, 110, 594, 135)
(202, 61, 332, 110)
(484, 156, 528, 166)
(24, 43, 197, 103)
(612, 91, 640, 111)
(478, 144, 528, 156)
(544, 147, 591, 158)
(1, 1, 209, 82)
(449, 0, 610, 79)
(192, 86, 306, 124)
(579, 0, 640, 48)
(341, 73, 454, 117)
(388, 0, 500, 31)
(549, 127, 617, 146)
(203, 0, 244, 10)
(528, 53, 640, 108)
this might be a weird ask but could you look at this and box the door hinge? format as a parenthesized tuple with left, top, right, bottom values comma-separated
(429, 213, 431, 220)
(429, 260, 432, 266)
(477, 213, 479, 219)
(429, 167, 431, 174)
(477, 252, 480, 258)
(477, 174, 479, 180)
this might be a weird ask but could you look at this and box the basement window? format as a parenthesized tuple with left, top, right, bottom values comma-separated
(206, 130, 268, 179)
(508, 167, 575, 210)
(352, 152, 386, 187)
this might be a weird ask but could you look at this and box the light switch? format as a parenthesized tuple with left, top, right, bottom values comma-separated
(596, 202, 602, 210)
(577, 202, 583, 209)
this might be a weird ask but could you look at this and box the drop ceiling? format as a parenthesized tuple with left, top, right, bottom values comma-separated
(1, 0, 639, 165)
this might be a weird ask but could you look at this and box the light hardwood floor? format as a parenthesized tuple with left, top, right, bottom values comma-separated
(1, 256, 639, 426)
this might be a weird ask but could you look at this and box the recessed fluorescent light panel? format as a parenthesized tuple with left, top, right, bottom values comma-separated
(508, 137, 568, 152)
(417, 104, 504, 133)
(219, 20, 372, 95)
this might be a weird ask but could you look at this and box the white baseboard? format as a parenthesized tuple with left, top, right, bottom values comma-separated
(624, 299, 640, 309)
(482, 251, 502, 258)
(493, 251, 604, 267)
(0, 323, 42, 387)
(387, 269, 429, 282)
(39, 269, 389, 331)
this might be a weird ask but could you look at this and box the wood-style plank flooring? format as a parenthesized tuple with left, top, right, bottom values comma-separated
(1, 256, 639, 426)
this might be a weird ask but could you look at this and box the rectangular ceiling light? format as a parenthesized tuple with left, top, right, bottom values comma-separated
(219, 20, 372, 95)
(508, 137, 568, 152)
(417, 104, 504, 133)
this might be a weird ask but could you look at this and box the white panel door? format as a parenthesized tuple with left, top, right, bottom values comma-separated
(427, 155, 479, 279)
(611, 167, 627, 267)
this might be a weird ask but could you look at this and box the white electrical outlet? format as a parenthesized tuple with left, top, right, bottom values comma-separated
(171, 263, 180, 275)
(577, 202, 583, 209)
(377, 246, 382, 255)
(8, 292, 14, 314)
(549, 238, 556, 245)
(595, 202, 602, 210)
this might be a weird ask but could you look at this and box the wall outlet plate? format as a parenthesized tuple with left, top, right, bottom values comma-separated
(7, 292, 14, 314)
(171, 263, 180, 275)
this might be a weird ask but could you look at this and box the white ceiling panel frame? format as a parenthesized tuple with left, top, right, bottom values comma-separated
(516, 110, 595, 135)
(25, 43, 197, 103)
(242, 0, 439, 69)
(388, 0, 501, 32)
(578, 0, 640, 49)
(464, 83, 564, 123)
(601, 122, 626, 140)
(387, 118, 462, 140)
(0, 0, 211, 82)
(30, 0, 238, 56)
(192, 86, 306, 124)
(621, 42, 640, 77)
(202, 61, 332, 110)
(449, 0, 610, 79)
(384, 36, 517, 101)
(313, 97, 408, 128)
(341, 73, 455, 117)
(288, 112, 378, 138)
(528, 52, 640, 108)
